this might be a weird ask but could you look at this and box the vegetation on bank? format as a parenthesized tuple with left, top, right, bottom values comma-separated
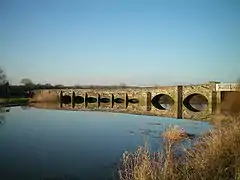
(1, 67, 139, 102)
(118, 92, 240, 180)
(119, 115, 240, 180)
(0, 98, 29, 104)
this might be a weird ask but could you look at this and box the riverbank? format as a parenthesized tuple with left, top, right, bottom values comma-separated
(118, 93, 240, 180)
(118, 115, 240, 180)
(0, 98, 29, 105)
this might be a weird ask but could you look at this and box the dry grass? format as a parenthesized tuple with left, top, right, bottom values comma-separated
(119, 115, 240, 180)
(118, 91, 240, 180)
(162, 125, 187, 142)
(119, 140, 180, 180)
(185, 116, 240, 180)
(30, 90, 59, 102)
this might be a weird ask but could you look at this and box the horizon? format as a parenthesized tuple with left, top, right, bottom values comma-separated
(1, 0, 239, 86)
(8, 80, 240, 87)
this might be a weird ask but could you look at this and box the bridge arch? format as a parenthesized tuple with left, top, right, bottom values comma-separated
(75, 96, 84, 104)
(128, 98, 139, 104)
(151, 94, 175, 110)
(87, 97, 97, 103)
(100, 97, 110, 103)
(183, 93, 208, 112)
(114, 98, 124, 103)
(61, 95, 71, 104)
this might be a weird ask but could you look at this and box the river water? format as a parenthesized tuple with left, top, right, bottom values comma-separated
(0, 106, 212, 180)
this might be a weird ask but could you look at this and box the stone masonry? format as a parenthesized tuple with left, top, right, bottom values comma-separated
(32, 82, 235, 121)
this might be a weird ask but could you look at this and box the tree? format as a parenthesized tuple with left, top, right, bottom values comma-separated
(0, 67, 10, 98)
(20, 78, 33, 86)
(0, 68, 8, 85)
(119, 82, 127, 87)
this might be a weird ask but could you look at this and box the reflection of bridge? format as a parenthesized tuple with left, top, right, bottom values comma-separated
(32, 82, 240, 121)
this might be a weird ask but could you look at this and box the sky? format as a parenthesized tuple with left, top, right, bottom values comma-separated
(0, 0, 239, 86)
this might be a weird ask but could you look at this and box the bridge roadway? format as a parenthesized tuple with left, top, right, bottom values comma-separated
(31, 82, 240, 121)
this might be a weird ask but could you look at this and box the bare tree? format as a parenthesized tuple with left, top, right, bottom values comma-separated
(0, 68, 8, 85)
(20, 78, 33, 86)
(0, 67, 9, 98)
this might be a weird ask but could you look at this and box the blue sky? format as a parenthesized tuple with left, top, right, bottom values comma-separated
(0, 0, 239, 86)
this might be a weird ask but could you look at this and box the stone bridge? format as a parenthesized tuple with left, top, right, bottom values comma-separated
(31, 82, 240, 121)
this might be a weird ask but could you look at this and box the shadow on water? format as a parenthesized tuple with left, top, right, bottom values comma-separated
(32, 101, 210, 120)
(0, 103, 29, 124)
(21, 106, 31, 110)
(0, 106, 11, 124)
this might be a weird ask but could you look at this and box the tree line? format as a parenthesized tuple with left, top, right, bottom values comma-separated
(2, 66, 239, 99)
(0, 68, 132, 89)
(0, 68, 134, 98)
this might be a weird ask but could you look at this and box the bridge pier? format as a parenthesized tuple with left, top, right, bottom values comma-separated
(111, 94, 114, 108)
(84, 93, 88, 108)
(147, 92, 152, 111)
(72, 91, 75, 108)
(215, 91, 222, 114)
(177, 86, 183, 119)
(208, 81, 221, 115)
(59, 91, 63, 108)
(97, 94, 100, 108)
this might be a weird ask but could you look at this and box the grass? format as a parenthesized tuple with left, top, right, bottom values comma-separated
(119, 115, 240, 180)
(162, 125, 187, 141)
(0, 97, 29, 104)
(118, 92, 240, 180)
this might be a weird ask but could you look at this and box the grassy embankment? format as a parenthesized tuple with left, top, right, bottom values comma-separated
(118, 92, 240, 180)
(0, 98, 29, 104)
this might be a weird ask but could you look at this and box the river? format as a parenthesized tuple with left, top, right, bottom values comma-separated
(0, 106, 212, 180)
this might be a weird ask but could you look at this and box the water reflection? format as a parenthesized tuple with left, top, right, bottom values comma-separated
(29, 102, 211, 121)
(0, 115, 5, 124)
(0, 106, 212, 180)
(160, 104, 171, 110)
(0, 106, 10, 124)
(191, 104, 207, 111)
(21, 106, 31, 110)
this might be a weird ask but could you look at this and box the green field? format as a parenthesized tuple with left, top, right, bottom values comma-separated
(0, 98, 29, 104)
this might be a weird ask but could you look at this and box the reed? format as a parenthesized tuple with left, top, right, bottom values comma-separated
(118, 91, 240, 180)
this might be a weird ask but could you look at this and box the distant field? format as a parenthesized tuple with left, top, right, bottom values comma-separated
(0, 98, 29, 104)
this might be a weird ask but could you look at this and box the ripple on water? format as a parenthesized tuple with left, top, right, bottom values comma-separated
(0, 106, 212, 180)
